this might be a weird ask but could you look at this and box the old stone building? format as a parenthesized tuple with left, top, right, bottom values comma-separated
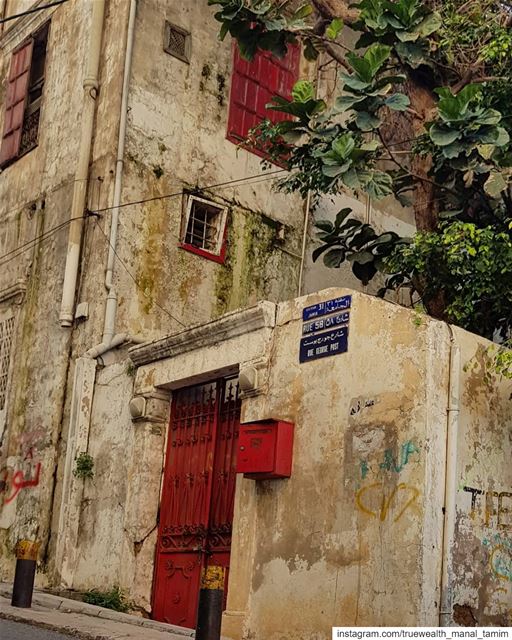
(0, 0, 440, 636)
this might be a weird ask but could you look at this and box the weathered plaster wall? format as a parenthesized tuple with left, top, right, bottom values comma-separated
(450, 327, 512, 626)
(0, 0, 128, 580)
(228, 290, 449, 638)
(107, 0, 309, 339)
(127, 289, 511, 636)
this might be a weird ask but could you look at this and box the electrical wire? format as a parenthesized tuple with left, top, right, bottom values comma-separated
(0, 176, 87, 228)
(89, 169, 286, 215)
(0, 216, 85, 267)
(0, 0, 68, 25)
(92, 218, 186, 328)
(0, 169, 287, 266)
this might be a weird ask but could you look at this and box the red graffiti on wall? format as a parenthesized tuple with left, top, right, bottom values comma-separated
(0, 447, 41, 505)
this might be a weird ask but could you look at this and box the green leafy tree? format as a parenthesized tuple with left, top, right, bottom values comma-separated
(208, 0, 512, 340)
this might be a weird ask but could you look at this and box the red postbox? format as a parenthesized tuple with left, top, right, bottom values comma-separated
(236, 420, 294, 479)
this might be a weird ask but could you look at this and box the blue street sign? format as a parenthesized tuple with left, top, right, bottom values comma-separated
(302, 295, 352, 321)
(302, 311, 350, 335)
(299, 326, 349, 363)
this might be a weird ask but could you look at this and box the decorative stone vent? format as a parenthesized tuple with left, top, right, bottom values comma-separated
(0, 316, 15, 410)
(164, 22, 191, 63)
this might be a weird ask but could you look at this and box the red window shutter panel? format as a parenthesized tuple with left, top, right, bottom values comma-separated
(0, 39, 34, 167)
(227, 43, 300, 154)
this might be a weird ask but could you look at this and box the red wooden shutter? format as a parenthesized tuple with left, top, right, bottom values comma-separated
(0, 39, 34, 167)
(227, 44, 300, 154)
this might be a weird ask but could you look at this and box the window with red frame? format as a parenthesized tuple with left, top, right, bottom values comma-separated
(179, 195, 228, 264)
(0, 23, 49, 167)
(227, 44, 300, 157)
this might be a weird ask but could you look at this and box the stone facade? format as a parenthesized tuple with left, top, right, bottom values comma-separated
(0, 1, 488, 637)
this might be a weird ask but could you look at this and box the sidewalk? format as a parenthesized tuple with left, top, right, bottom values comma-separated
(0, 583, 195, 639)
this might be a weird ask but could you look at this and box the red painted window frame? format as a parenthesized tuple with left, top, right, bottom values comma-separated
(226, 43, 300, 160)
(0, 38, 34, 167)
(178, 195, 229, 265)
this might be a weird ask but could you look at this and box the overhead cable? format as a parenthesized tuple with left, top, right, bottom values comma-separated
(0, 0, 69, 25)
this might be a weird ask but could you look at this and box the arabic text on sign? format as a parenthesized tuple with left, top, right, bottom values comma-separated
(302, 295, 352, 321)
(299, 327, 349, 363)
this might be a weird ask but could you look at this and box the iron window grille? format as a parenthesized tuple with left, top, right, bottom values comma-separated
(0, 315, 15, 412)
(0, 21, 49, 166)
(164, 21, 191, 63)
(181, 195, 228, 263)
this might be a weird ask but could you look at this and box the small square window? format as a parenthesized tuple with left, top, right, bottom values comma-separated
(164, 21, 191, 63)
(180, 196, 228, 263)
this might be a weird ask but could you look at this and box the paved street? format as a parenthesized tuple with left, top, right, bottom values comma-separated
(0, 619, 74, 639)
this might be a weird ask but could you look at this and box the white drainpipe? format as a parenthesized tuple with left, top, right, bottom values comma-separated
(439, 326, 461, 626)
(84, 0, 138, 358)
(55, 0, 139, 587)
(59, 0, 106, 326)
(101, 0, 137, 346)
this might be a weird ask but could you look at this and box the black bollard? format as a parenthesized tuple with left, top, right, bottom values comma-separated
(11, 539, 39, 608)
(195, 565, 225, 640)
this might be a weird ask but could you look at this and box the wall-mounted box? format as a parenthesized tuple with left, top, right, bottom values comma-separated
(236, 420, 294, 479)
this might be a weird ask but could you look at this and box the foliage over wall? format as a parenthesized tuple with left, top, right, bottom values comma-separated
(208, 0, 512, 341)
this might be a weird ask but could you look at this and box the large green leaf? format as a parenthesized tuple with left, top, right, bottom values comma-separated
(322, 164, 350, 177)
(292, 80, 315, 103)
(474, 109, 502, 126)
(495, 127, 510, 147)
(335, 94, 367, 112)
(385, 93, 410, 111)
(351, 260, 378, 284)
(429, 125, 461, 146)
(360, 170, 394, 199)
(326, 17, 344, 40)
(484, 171, 508, 198)
(347, 44, 391, 83)
(356, 111, 382, 131)
(323, 248, 346, 268)
(416, 12, 442, 36)
(364, 43, 392, 76)
(315, 220, 334, 232)
(335, 208, 353, 228)
(332, 135, 356, 159)
(341, 73, 371, 92)
(292, 4, 313, 19)
(395, 40, 429, 67)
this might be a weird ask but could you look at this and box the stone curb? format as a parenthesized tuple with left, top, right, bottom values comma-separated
(0, 584, 194, 637)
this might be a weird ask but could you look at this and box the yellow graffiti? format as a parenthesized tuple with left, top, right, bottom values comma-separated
(356, 483, 420, 523)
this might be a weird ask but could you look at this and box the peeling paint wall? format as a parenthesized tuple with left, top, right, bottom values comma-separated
(229, 290, 449, 638)
(1, 2, 508, 632)
(0, 0, 127, 579)
(0, 0, 306, 587)
(130, 289, 511, 636)
(450, 328, 512, 626)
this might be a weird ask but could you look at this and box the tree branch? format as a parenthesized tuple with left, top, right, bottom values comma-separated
(311, 0, 360, 24)
(377, 129, 458, 196)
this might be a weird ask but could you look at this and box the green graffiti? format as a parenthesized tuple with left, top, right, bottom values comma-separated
(379, 440, 420, 474)
(359, 440, 420, 479)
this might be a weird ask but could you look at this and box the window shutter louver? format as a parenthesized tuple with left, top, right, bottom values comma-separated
(227, 44, 300, 155)
(0, 39, 34, 167)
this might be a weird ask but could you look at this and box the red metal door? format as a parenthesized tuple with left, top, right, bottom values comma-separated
(152, 377, 240, 628)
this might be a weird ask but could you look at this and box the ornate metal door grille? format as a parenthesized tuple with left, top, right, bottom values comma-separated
(152, 377, 240, 628)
